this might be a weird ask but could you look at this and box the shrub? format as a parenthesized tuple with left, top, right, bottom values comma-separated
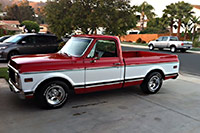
(136, 38, 142, 43)
(141, 40, 146, 43)
(21, 20, 40, 33)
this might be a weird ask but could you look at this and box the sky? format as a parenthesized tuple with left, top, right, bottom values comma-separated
(29, 0, 200, 17)
(130, 0, 200, 17)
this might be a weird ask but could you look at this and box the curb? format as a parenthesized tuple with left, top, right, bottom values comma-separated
(121, 43, 200, 54)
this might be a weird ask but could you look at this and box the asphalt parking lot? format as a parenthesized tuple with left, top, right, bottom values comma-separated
(1, 74, 200, 133)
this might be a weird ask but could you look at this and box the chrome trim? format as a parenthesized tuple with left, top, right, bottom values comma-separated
(9, 79, 20, 93)
(125, 78, 144, 83)
(8, 64, 19, 73)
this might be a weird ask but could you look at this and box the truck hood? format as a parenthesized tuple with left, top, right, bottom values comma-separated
(9, 53, 82, 73)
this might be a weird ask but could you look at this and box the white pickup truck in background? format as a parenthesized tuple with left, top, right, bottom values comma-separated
(148, 36, 193, 53)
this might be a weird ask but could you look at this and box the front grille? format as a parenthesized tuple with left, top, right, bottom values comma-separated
(9, 67, 16, 83)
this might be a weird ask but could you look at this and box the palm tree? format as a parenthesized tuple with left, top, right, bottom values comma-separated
(181, 18, 192, 40)
(162, 3, 177, 35)
(137, 1, 155, 30)
(190, 16, 200, 41)
(175, 1, 193, 39)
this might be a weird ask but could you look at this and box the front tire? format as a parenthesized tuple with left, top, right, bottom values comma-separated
(35, 80, 69, 109)
(140, 72, 163, 94)
(149, 44, 154, 51)
(170, 46, 177, 53)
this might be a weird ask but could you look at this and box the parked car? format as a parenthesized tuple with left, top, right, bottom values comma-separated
(148, 36, 193, 52)
(0, 33, 60, 61)
(8, 35, 179, 109)
(0, 35, 11, 42)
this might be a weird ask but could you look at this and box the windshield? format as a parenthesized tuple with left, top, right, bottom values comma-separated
(3, 35, 24, 43)
(60, 37, 93, 57)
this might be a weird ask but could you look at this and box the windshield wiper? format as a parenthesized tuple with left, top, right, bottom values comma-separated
(63, 52, 71, 57)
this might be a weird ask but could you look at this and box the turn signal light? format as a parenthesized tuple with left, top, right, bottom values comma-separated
(24, 78, 33, 82)
(173, 65, 178, 69)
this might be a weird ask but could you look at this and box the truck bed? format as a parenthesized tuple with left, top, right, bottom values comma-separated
(122, 51, 178, 65)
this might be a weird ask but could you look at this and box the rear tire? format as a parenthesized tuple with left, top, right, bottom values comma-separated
(149, 44, 154, 51)
(170, 46, 177, 53)
(140, 72, 163, 94)
(180, 49, 186, 52)
(35, 80, 69, 109)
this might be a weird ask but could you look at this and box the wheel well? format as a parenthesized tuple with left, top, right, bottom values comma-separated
(170, 45, 176, 48)
(35, 77, 75, 94)
(7, 50, 19, 60)
(8, 50, 19, 55)
(145, 69, 165, 80)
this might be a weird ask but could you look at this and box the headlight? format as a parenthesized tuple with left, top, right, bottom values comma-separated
(0, 46, 8, 50)
(15, 73, 20, 87)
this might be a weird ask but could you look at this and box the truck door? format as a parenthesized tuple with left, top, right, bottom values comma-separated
(154, 37, 163, 48)
(84, 39, 124, 92)
(159, 36, 168, 48)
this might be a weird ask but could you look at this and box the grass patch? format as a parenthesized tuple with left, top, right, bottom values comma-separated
(191, 47, 200, 51)
(0, 67, 8, 81)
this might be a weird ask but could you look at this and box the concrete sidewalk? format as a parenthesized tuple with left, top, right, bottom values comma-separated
(121, 43, 200, 54)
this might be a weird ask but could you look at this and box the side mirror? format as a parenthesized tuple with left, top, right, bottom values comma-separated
(90, 51, 102, 63)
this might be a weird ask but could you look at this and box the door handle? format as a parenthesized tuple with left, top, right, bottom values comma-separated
(114, 63, 121, 66)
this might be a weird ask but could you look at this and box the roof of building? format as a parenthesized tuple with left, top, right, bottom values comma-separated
(0, 25, 21, 31)
(0, 20, 20, 25)
(193, 5, 200, 10)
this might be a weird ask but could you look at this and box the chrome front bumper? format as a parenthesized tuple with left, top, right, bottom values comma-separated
(9, 79, 26, 99)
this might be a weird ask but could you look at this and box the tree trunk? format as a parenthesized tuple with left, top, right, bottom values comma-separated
(170, 20, 174, 36)
(192, 25, 196, 41)
(184, 28, 188, 40)
(140, 12, 145, 31)
(177, 19, 181, 39)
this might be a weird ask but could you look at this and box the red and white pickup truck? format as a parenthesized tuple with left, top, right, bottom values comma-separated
(8, 35, 179, 109)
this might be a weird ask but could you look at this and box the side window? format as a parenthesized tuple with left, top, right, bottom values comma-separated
(162, 37, 168, 41)
(157, 37, 162, 41)
(36, 36, 57, 44)
(36, 36, 47, 44)
(21, 36, 36, 44)
(87, 40, 118, 58)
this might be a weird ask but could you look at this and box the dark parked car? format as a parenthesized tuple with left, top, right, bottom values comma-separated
(0, 33, 60, 60)
(0, 35, 11, 42)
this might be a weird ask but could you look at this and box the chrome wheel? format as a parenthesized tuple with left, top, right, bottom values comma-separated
(45, 84, 67, 105)
(148, 75, 161, 92)
(170, 46, 176, 53)
(149, 45, 154, 50)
